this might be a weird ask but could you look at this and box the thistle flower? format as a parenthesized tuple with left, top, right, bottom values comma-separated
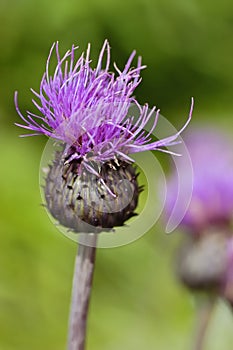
(166, 129, 233, 235)
(164, 129, 233, 349)
(15, 40, 192, 233)
(166, 129, 233, 292)
(15, 41, 193, 350)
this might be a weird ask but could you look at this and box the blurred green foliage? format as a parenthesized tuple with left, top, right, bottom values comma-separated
(1, 0, 233, 349)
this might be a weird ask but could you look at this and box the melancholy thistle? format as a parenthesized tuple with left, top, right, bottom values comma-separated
(15, 40, 192, 350)
(166, 129, 233, 291)
(15, 40, 191, 234)
(165, 129, 233, 349)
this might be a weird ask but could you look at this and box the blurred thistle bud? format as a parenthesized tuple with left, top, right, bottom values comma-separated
(15, 40, 192, 233)
(166, 129, 233, 294)
(222, 238, 233, 307)
(177, 230, 229, 291)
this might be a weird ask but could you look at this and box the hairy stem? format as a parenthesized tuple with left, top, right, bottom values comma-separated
(68, 234, 97, 350)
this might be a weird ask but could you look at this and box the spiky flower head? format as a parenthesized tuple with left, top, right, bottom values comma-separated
(15, 40, 192, 233)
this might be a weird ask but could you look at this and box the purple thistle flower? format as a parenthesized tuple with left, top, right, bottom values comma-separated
(166, 128, 233, 234)
(15, 40, 192, 232)
(15, 41, 194, 350)
(166, 128, 233, 300)
(15, 40, 192, 173)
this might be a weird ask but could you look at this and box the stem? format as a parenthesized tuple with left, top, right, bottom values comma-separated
(192, 296, 216, 350)
(68, 234, 97, 350)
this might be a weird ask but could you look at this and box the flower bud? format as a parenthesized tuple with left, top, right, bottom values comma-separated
(177, 231, 228, 291)
(45, 150, 141, 233)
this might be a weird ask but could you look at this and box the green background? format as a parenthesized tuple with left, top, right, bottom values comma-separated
(1, 0, 233, 349)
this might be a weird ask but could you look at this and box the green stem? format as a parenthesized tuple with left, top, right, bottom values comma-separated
(192, 296, 216, 350)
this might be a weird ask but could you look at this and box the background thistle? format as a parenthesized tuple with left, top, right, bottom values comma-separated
(165, 129, 233, 350)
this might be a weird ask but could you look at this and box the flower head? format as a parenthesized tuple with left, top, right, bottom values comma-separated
(15, 40, 192, 173)
(166, 128, 233, 234)
(166, 128, 233, 295)
(15, 40, 192, 233)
